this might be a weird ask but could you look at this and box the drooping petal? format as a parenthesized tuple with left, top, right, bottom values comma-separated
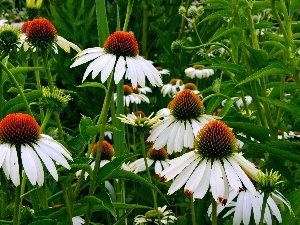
(9, 146, 20, 186)
(114, 56, 126, 84)
(101, 55, 116, 83)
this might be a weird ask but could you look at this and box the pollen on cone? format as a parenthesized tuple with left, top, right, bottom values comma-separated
(0, 113, 40, 145)
(104, 31, 139, 57)
(26, 18, 57, 49)
(169, 89, 204, 120)
(195, 120, 237, 159)
(92, 140, 115, 160)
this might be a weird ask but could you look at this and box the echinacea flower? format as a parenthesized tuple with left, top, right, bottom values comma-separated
(156, 66, 170, 76)
(183, 82, 200, 95)
(114, 84, 150, 107)
(70, 31, 163, 88)
(147, 89, 216, 154)
(72, 216, 85, 225)
(161, 78, 184, 97)
(0, 113, 72, 186)
(134, 205, 177, 225)
(129, 147, 170, 174)
(185, 64, 214, 79)
(210, 170, 292, 225)
(158, 120, 259, 203)
(19, 18, 81, 53)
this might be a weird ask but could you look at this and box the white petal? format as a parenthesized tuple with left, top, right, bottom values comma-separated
(227, 157, 257, 195)
(154, 161, 163, 174)
(168, 158, 199, 195)
(33, 144, 58, 181)
(251, 192, 262, 224)
(184, 121, 194, 148)
(0, 144, 9, 167)
(127, 57, 145, 88)
(210, 160, 225, 201)
(233, 191, 244, 225)
(267, 196, 282, 222)
(147, 117, 174, 142)
(21, 145, 39, 185)
(10, 146, 20, 186)
(2, 145, 11, 179)
(242, 191, 252, 225)
(184, 158, 207, 193)
(101, 55, 116, 83)
(114, 56, 126, 84)
(193, 159, 211, 199)
(166, 121, 181, 153)
(71, 51, 102, 68)
(223, 159, 243, 192)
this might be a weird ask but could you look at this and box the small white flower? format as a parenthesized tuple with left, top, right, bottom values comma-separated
(222, 96, 252, 109)
(185, 65, 214, 79)
(161, 79, 184, 97)
(72, 216, 85, 225)
(129, 147, 170, 174)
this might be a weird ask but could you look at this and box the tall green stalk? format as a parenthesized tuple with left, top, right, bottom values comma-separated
(84, 74, 115, 224)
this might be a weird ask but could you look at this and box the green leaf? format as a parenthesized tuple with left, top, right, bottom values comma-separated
(201, 10, 232, 23)
(237, 64, 292, 86)
(290, 0, 300, 15)
(259, 97, 300, 116)
(79, 115, 93, 141)
(247, 142, 300, 163)
(66, 134, 87, 156)
(2, 90, 42, 116)
(209, 63, 246, 76)
(86, 124, 120, 137)
(223, 121, 269, 143)
(10, 66, 44, 75)
(218, 98, 238, 117)
(243, 43, 268, 69)
(97, 154, 137, 184)
(84, 190, 117, 219)
(113, 209, 134, 225)
(281, 190, 300, 225)
(29, 218, 57, 225)
(77, 82, 107, 89)
(260, 41, 286, 51)
(106, 169, 168, 203)
(209, 27, 241, 42)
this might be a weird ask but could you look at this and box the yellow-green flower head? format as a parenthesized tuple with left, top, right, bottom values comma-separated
(0, 24, 20, 55)
(26, 0, 43, 20)
(257, 169, 282, 193)
(117, 112, 163, 133)
(40, 86, 72, 113)
(171, 40, 184, 54)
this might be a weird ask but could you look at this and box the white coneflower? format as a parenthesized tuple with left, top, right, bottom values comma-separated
(221, 96, 252, 109)
(114, 84, 150, 107)
(185, 64, 214, 79)
(0, 113, 72, 186)
(161, 78, 184, 97)
(159, 120, 259, 203)
(19, 18, 81, 53)
(147, 89, 216, 154)
(70, 31, 163, 88)
(129, 147, 170, 174)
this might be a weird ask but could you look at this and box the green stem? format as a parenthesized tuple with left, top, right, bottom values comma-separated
(211, 198, 217, 225)
(259, 193, 269, 225)
(61, 183, 73, 225)
(139, 133, 162, 225)
(54, 112, 64, 142)
(40, 108, 53, 131)
(123, 0, 134, 32)
(0, 220, 12, 224)
(202, 93, 230, 103)
(41, 51, 54, 92)
(33, 50, 44, 123)
(0, 62, 33, 117)
(190, 195, 197, 225)
(84, 74, 115, 224)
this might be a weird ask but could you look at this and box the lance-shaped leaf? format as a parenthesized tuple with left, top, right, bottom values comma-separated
(259, 97, 300, 116)
(77, 81, 106, 89)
